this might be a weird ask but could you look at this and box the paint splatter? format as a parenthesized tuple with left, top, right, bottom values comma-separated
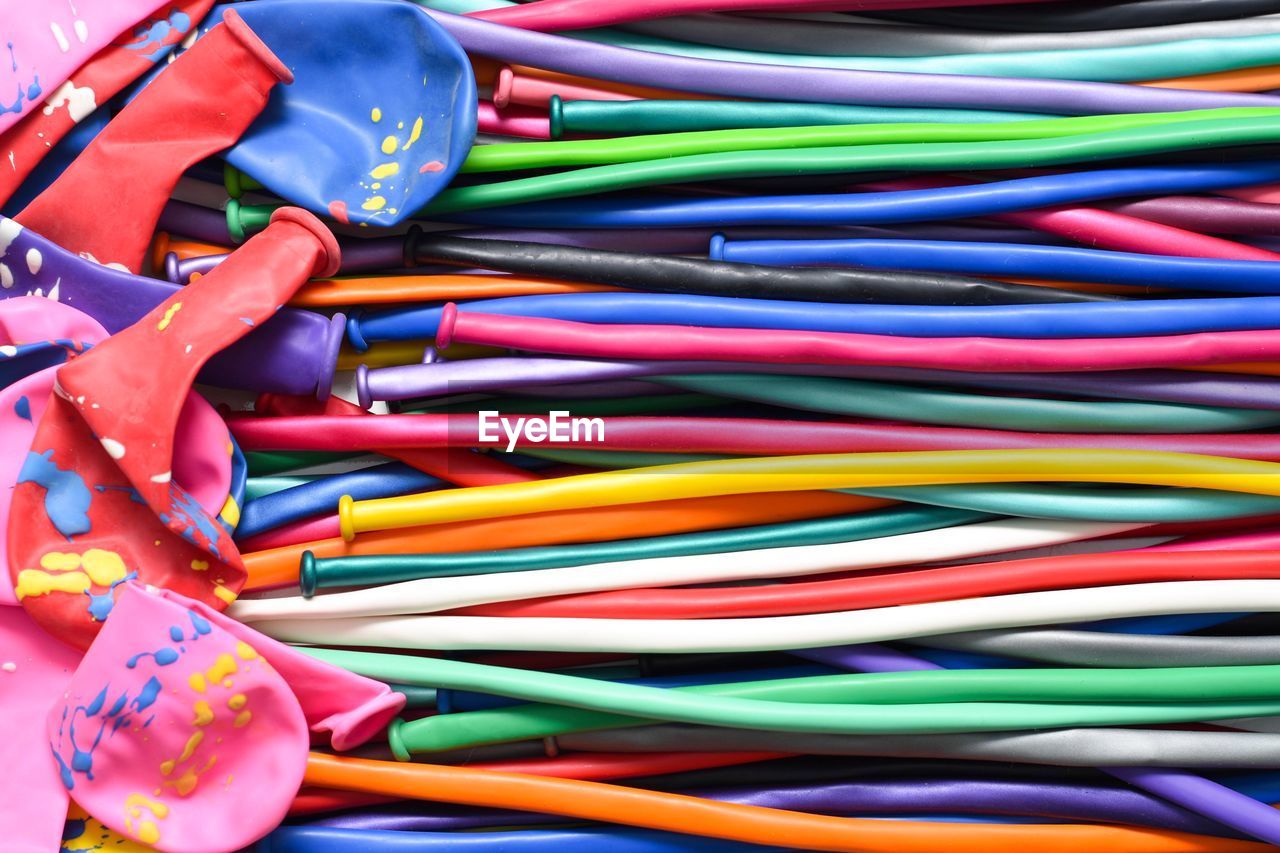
(420, 160, 445, 173)
(361, 196, 386, 211)
(156, 301, 181, 331)
(18, 449, 92, 535)
(402, 116, 423, 150)
(99, 437, 125, 459)
(25, 247, 40, 273)
(41, 80, 95, 122)
(14, 394, 30, 420)
(370, 107, 381, 122)
(380, 135, 398, 155)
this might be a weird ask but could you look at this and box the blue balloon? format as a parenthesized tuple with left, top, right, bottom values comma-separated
(206, 0, 476, 226)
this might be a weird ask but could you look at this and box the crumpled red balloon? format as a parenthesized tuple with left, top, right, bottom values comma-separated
(8, 207, 339, 649)
(0, 0, 215, 208)
(15, 8, 291, 272)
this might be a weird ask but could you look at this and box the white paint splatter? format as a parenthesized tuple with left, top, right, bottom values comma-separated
(50, 22, 70, 53)
(6, 151, 13, 171)
(42, 81, 96, 122)
(0, 346, 17, 357)
(184, 344, 193, 354)
(46, 278, 59, 301)
(73, 19, 88, 44)
(0, 218, 22, 256)
(100, 438, 125, 459)
(150, 471, 171, 484)
(1, 662, 15, 673)
(0, 263, 12, 290)
(25, 248, 41, 275)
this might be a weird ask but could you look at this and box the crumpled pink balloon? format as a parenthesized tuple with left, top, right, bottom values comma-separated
(0, 606, 81, 852)
(48, 583, 404, 852)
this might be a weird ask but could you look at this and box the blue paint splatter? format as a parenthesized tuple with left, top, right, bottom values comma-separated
(25, 74, 39, 101)
(52, 748, 74, 790)
(131, 676, 163, 713)
(169, 625, 184, 642)
(165, 485, 224, 559)
(126, 10, 194, 62)
(126, 646, 179, 669)
(18, 450, 92, 536)
(190, 611, 212, 637)
(14, 395, 30, 421)
(83, 571, 137, 622)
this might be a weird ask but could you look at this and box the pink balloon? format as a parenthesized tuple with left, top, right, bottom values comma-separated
(0, 606, 80, 850)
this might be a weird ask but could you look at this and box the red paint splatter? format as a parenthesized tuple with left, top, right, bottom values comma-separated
(327, 200, 350, 224)
(419, 161, 445, 173)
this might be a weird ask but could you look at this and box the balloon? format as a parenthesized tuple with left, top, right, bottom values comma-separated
(0, 215, 343, 396)
(7, 208, 337, 649)
(16, 10, 291, 272)
(211, 0, 476, 227)
(0, 0, 172, 135)
(0, 0, 214, 207)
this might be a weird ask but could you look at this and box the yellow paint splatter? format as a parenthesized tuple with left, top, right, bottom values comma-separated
(14, 569, 90, 600)
(218, 495, 240, 528)
(361, 196, 386, 211)
(402, 116, 423, 150)
(371, 182, 382, 190)
(370, 162, 400, 179)
(380, 135, 398, 155)
(192, 700, 214, 727)
(370, 107, 382, 122)
(156, 302, 183, 331)
(188, 673, 207, 693)
(177, 731, 204, 764)
(234, 710, 252, 728)
(124, 793, 169, 846)
(81, 549, 127, 586)
(190, 559, 209, 572)
(236, 642, 258, 661)
(207, 653, 237, 682)
(39, 551, 82, 571)
(134, 822, 160, 846)
(213, 584, 237, 605)
(228, 693, 247, 710)
(160, 759, 175, 776)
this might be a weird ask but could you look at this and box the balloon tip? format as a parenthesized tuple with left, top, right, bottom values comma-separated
(317, 312, 346, 401)
(355, 363, 372, 411)
(299, 551, 317, 599)
(269, 207, 342, 278)
(338, 494, 356, 542)
(436, 303, 458, 351)
(388, 717, 411, 761)
(493, 66, 514, 109)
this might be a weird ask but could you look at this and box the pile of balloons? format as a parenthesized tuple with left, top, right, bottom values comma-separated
(17, 0, 1280, 850)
